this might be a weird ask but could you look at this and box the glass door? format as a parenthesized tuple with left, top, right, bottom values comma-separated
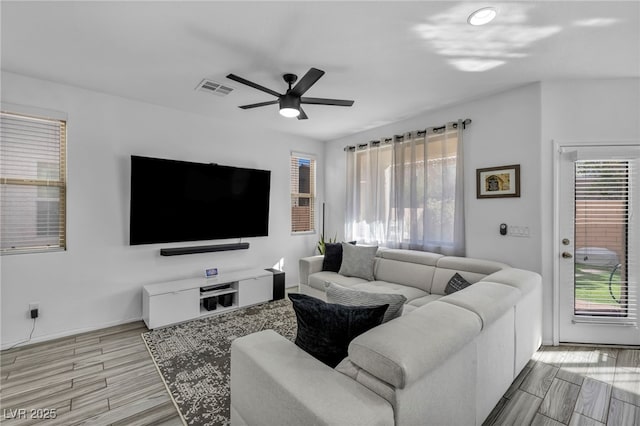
(557, 144, 640, 345)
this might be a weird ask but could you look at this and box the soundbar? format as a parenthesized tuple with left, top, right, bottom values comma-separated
(160, 243, 250, 256)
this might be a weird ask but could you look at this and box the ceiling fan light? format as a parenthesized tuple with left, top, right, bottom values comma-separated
(279, 107, 300, 118)
(468, 7, 497, 26)
(279, 95, 301, 118)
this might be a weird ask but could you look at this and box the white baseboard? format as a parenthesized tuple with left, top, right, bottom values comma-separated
(1, 316, 143, 350)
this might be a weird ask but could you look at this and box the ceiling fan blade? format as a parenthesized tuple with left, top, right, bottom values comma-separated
(301, 97, 354, 107)
(226, 73, 281, 97)
(239, 100, 279, 110)
(290, 68, 325, 97)
(297, 107, 308, 120)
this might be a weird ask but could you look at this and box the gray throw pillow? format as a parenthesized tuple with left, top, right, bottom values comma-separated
(338, 243, 378, 281)
(326, 282, 407, 323)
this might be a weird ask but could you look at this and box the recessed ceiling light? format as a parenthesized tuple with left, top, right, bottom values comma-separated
(468, 7, 497, 26)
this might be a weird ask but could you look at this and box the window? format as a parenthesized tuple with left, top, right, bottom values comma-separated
(345, 121, 465, 255)
(1, 111, 67, 254)
(290, 153, 316, 233)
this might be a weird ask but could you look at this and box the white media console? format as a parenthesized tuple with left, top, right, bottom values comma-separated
(142, 268, 273, 329)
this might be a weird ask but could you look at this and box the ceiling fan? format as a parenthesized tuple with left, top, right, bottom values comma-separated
(226, 68, 354, 120)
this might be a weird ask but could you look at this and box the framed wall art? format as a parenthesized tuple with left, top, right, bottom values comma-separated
(476, 164, 520, 198)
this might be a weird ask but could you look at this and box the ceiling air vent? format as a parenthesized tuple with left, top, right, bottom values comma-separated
(195, 79, 234, 96)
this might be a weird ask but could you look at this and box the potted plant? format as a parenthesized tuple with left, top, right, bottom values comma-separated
(317, 234, 337, 255)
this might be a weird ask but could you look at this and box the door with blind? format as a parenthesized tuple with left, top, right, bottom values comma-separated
(557, 143, 640, 345)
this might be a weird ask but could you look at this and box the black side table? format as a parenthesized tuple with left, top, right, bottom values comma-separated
(265, 268, 285, 301)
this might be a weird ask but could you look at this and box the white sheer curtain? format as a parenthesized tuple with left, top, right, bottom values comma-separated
(345, 120, 465, 256)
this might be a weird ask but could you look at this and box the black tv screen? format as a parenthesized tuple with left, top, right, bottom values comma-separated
(130, 156, 271, 245)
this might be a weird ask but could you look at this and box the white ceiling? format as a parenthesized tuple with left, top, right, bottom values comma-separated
(2, 1, 639, 141)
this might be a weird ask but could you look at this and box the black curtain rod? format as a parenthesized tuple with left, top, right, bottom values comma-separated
(344, 118, 472, 151)
(401, 118, 472, 136)
(433, 118, 472, 132)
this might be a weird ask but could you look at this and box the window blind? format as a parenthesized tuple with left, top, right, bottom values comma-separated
(574, 160, 636, 322)
(290, 153, 315, 233)
(1, 111, 67, 254)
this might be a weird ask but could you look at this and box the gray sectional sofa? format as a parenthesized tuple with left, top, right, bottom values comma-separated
(231, 248, 542, 425)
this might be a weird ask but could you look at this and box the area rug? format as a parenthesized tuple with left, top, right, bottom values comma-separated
(142, 299, 297, 426)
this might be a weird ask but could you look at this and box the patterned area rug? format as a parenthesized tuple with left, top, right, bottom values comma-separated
(142, 299, 297, 426)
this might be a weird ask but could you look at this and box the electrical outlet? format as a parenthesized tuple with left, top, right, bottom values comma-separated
(29, 302, 40, 318)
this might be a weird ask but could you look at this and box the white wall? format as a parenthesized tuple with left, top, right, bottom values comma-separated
(1, 72, 323, 347)
(539, 78, 640, 343)
(325, 83, 542, 272)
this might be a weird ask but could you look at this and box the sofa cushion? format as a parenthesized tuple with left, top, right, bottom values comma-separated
(436, 256, 509, 274)
(350, 280, 429, 303)
(288, 293, 388, 368)
(335, 358, 395, 404)
(339, 243, 378, 280)
(308, 271, 368, 292)
(481, 268, 541, 295)
(445, 273, 472, 294)
(401, 304, 418, 314)
(376, 248, 443, 266)
(326, 282, 406, 323)
(440, 281, 522, 328)
(427, 257, 507, 295)
(407, 294, 443, 308)
(349, 301, 482, 388)
(374, 258, 436, 293)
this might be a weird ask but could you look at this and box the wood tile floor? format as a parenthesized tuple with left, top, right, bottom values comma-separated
(2, 322, 639, 425)
(0, 321, 182, 425)
(484, 345, 640, 426)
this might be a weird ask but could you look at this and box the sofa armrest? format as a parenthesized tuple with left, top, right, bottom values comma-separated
(481, 268, 543, 371)
(349, 301, 481, 389)
(231, 330, 394, 426)
(299, 255, 324, 285)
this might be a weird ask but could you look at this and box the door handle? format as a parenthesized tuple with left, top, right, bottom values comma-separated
(562, 252, 573, 259)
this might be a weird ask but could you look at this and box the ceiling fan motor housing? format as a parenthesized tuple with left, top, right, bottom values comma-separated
(279, 93, 301, 115)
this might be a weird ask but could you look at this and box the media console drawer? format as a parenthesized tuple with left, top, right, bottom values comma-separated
(144, 288, 199, 329)
(237, 276, 272, 307)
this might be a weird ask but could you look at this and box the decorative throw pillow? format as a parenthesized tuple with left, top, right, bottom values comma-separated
(338, 243, 378, 280)
(288, 293, 388, 368)
(444, 273, 472, 295)
(322, 241, 357, 272)
(322, 243, 344, 272)
(325, 282, 406, 323)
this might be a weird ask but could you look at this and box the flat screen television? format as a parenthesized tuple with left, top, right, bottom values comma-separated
(130, 155, 271, 245)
